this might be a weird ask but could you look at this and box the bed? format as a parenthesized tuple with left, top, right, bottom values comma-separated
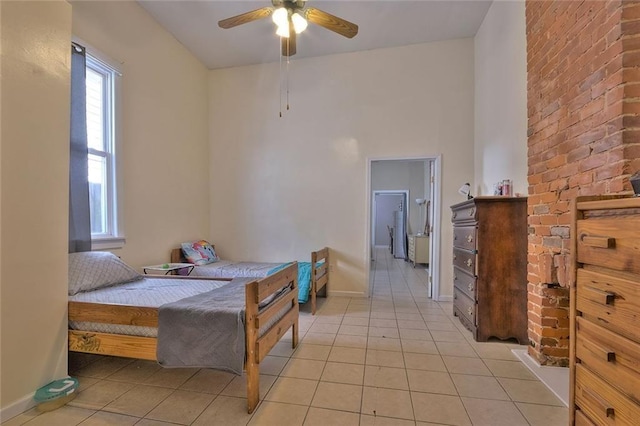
(67, 251, 299, 414)
(170, 246, 329, 314)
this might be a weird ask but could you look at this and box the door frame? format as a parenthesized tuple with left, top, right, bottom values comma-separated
(366, 155, 443, 301)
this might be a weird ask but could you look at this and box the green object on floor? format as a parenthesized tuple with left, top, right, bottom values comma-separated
(34, 377, 78, 412)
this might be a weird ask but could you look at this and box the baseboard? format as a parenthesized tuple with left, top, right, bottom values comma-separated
(436, 295, 453, 302)
(0, 393, 37, 423)
(328, 290, 366, 298)
(512, 349, 569, 407)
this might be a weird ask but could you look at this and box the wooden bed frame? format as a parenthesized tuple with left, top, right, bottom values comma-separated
(68, 263, 299, 414)
(170, 246, 330, 315)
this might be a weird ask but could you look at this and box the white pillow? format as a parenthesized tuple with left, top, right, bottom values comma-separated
(69, 251, 143, 296)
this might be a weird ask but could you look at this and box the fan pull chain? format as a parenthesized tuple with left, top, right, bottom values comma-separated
(279, 37, 283, 118)
(286, 47, 290, 111)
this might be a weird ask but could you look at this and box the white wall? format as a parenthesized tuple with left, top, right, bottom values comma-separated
(72, 1, 210, 268)
(371, 160, 427, 236)
(474, 1, 527, 197)
(1, 0, 72, 416)
(208, 38, 474, 298)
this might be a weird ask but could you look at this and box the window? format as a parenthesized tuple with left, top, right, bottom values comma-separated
(85, 54, 122, 247)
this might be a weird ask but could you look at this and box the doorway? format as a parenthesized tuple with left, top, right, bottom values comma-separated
(367, 156, 442, 301)
(372, 191, 408, 259)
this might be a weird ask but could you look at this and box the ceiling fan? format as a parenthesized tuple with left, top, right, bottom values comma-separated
(218, 0, 359, 57)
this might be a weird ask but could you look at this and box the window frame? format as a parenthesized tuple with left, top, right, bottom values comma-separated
(77, 40, 125, 250)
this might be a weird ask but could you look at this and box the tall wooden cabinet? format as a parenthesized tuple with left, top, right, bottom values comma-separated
(451, 197, 528, 343)
(570, 196, 640, 425)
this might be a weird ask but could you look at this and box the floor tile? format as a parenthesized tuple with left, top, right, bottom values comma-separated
(333, 334, 368, 349)
(406, 369, 457, 395)
(360, 414, 416, 425)
(399, 329, 432, 341)
(72, 357, 133, 379)
(461, 397, 528, 425)
(258, 356, 289, 375)
(435, 342, 478, 358)
(483, 359, 537, 380)
(102, 384, 173, 417)
(361, 387, 414, 420)
(304, 407, 360, 426)
(281, 358, 325, 380)
(320, 361, 365, 385)
(451, 374, 509, 400)
(15, 406, 95, 426)
(301, 332, 336, 346)
(292, 344, 332, 361)
(69, 380, 135, 410)
(338, 325, 369, 336)
(311, 382, 362, 412)
(368, 336, 402, 351)
(79, 411, 139, 425)
(411, 392, 471, 425)
(498, 378, 565, 406)
(191, 395, 253, 426)
(342, 316, 370, 326)
(178, 369, 236, 394)
(144, 389, 214, 424)
(370, 318, 398, 328)
(264, 377, 318, 405)
(220, 374, 277, 399)
(366, 349, 405, 368)
(143, 367, 199, 389)
(107, 360, 162, 384)
(403, 353, 447, 372)
(397, 319, 427, 329)
(364, 365, 409, 390)
(401, 339, 439, 354)
(443, 356, 492, 376)
(328, 346, 366, 364)
(248, 401, 308, 426)
(430, 330, 466, 342)
(515, 402, 569, 426)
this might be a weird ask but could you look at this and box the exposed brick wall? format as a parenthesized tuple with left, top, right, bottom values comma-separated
(526, 0, 640, 366)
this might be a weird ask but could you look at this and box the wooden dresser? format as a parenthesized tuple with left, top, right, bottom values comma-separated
(451, 196, 528, 343)
(408, 234, 429, 267)
(570, 196, 640, 425)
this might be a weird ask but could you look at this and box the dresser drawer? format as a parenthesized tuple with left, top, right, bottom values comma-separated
(577, 216, 640, 275)
(575, 363, 640, 425)
(451, 204, 477, 223)
(453, 226, 477, 251)
(576, 316, 640, 402)
(453, 266, 476, 299)
(453, 248, 476, 276)
(576, 268, 640, 344)
(453, 288, 475, 325)
(574, 409, 597, 426)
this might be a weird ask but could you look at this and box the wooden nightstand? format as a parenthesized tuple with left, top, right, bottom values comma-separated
(408, 234, 429, 267)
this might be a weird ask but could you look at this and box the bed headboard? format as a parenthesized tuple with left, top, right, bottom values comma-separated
(170, 248, 186, 263)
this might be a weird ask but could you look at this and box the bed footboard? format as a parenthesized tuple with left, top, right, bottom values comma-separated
(245, 262, 299, 413)
(311, 247, 329, 315)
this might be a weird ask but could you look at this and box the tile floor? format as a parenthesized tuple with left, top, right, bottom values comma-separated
(4, 248, 568, 425)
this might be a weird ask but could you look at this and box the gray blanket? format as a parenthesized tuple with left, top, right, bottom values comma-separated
(156, 277, 253, 374)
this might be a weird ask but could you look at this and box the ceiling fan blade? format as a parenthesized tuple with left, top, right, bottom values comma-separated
(218, 7, 274, 29)
(281, 25, 297, 56)
(305, 7, 358, 38)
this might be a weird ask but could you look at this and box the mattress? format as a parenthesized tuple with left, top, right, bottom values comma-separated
(69, 277, 230, 337)
(69, 276, 294, 339)
(189, 260, 281, 278)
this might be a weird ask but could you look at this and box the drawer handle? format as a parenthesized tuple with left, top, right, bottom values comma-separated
(583, 388, 615, 418)
(468, 283, 474, 292)
(584, 287, 616, 305)
(453, 254, 457, 260)
(467, 234, 473, 243)
(467, 306, 473, 316)
(583, 339, 616, 362)
(454, 274, 458, 282)
(580, 234, 615, 249)
(466, 259, 473, 268)
(469, 208, 475, 216)
(453, 212, 458, 219)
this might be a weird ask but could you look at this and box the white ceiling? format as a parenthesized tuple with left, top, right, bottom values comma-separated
(138, 1, 493, 70)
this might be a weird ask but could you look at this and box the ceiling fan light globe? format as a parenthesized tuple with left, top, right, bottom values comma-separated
(276, 22, 290, 38)
(272, 7, 288, 27)
(291, 12, 308, 33)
